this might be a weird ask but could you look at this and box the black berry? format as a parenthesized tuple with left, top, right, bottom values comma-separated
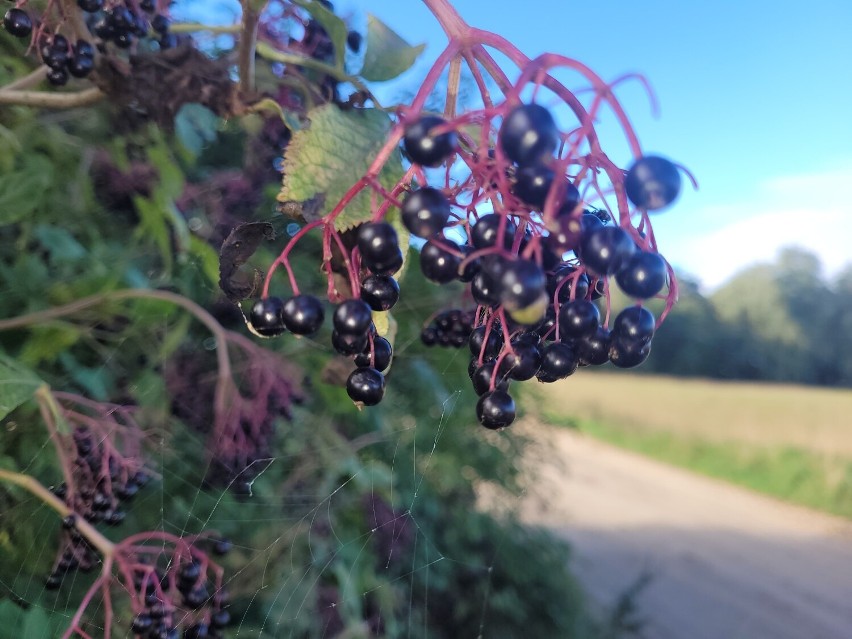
(498, 259, 546, 311)
(471, 214, 516, 250)
(500, 104, 559, 166)
(476, 390, 516, 429)
(358, 222, 399, 264)
(361, 274, 399, 311)
(615, 250, 667, 298)
(333, 299, 373, 336)
(282, 294, 325, 335)
(403, 116, 457, 167)
(346, 367, 385, 406)
(77, 0, 104, 12)
(536, 342, 578, 382)
(355, 336, 393, 371)
(558, 300, 600, 339)
(579, 225, 636, 276)
(4, 9, 32, 38)
(249, 297, 287, 337)
(625, 155, 682, 211)
(401, 187, 451, 238)
(420, 237, 461, 284)
(513, 164, 554, 209)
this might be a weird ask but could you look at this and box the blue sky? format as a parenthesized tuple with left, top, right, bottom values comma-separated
(340, 0, 852, 290)
(179, 0, 852, 290)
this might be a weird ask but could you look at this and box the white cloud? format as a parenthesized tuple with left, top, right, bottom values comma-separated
(653, 165, 852, 291)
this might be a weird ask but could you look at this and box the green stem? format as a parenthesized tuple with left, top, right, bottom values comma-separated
(0, 468, 115, 558)
(255, 42, 381, 109)
(170, 23, 241, 35)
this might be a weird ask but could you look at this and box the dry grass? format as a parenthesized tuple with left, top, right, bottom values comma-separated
(533, 372, 852, 456)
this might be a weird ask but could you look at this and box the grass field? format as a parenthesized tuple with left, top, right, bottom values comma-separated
(525, 372, 852, 519)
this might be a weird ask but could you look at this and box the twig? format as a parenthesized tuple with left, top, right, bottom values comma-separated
(238, 1, 262, 95)
(0, 67, 48, 92)
(0, 468, 115, 558)
(255, 41, 381, 109)
(0, 87, 105, 109)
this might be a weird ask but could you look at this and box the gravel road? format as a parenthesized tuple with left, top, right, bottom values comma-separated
(518, 426, 852, 639)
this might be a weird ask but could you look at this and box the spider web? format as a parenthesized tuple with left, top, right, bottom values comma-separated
(0, 283, 561, 639)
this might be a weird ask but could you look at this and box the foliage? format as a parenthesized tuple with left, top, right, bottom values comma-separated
(625, 247, 852, 386)
(0, 2, 605, 637)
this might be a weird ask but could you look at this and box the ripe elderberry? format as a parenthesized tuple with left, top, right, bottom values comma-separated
(346, 367, 385, 406)
(498, 259, 546, 311)
(249, 297, 287, 336)
(420, 237, 461, 284)
(500, 103, 559, 166)
(401, 187, 451, 238)
(536, 342, 578, 382)
(616, 250, 667, 298)
(357, 222, 401, 274)
(333, 299, 372, 336)
(576, 326, 611, 366)
(625, 155, 682, 211)
(578, 225, 636, 276)
(471, 213, 516, 250)
(354, 336, 393, 371)
(558, 300, 599, 339)
(3, 8, 32, 38)
(471, 361, 509, 396)
(512, 164, 555, 209)
(361, 274, 399, 311)
(476, 390, 516, 429)
(403, 116, 457, 167)
(282, 294, 324, 335)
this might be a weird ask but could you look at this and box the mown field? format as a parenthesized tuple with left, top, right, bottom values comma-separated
(525, 372, 852, 519)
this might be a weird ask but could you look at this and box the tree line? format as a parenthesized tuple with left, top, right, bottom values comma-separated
(636, 247, 852, 387)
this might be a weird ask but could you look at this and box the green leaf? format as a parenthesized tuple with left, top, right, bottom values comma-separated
(0, 156, 53, 226)
(293, 0, 348, 71)
(19, 326, 81, 367)
(277, 105, 404, 231)
(0, 355, 43, 421)
(33, 225, 87, 263)
(361, 15, 425, 82)
(175, 103, 221, 157)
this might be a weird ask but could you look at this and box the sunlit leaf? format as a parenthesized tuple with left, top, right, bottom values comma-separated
(278, 104, 404, 231)
(361, 15, 425, 82)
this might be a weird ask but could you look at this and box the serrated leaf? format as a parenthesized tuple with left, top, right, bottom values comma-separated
(175, 103, 221, 157)
(293, 0, 348, 71)
(277, 105, 404, 231)
(0, 356, 43, 421)
(361, 15, 425, 82)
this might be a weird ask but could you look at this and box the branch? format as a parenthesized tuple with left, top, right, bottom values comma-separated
(255, 41, 381, 109)
(0, 467, 115, 558)
(0, 87, 104, 109)
(170, 22, 241, 35)
(238, 1, 262, 95)
(0, 66, 48, 92)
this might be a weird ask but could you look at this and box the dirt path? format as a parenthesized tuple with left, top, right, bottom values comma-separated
(517, 425, 852, 639)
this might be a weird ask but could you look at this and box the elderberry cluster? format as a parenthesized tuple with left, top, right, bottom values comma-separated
(45, 425, 151, 589)
(397, 102, 680, 429)
(3, 0, 175, 87)
(129, 550, 232, 639)
(420, 309, 475, 348)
